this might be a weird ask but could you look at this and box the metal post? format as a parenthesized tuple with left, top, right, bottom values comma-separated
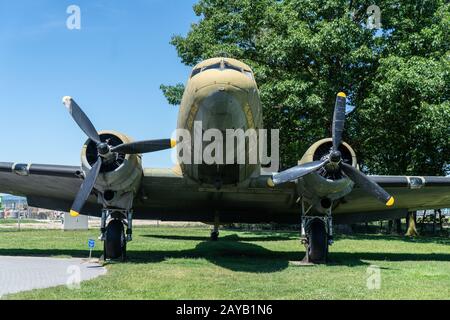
(300, 199, 306, 237)
(99, 209, 108, 241)
(327, 206, 333, 245)
(126, 210, 133, 242)
(328, 211, 333, 238)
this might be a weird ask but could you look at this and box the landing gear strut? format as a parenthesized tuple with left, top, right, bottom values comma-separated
(210, 225, 219, 241)
(100, 209, 133, 261)
(210, 211, 220, 241)
(300, 199, 333, 264)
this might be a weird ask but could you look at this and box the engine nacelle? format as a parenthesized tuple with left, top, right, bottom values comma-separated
(298, 138, 358, 212)
(81, 130, 143, 209)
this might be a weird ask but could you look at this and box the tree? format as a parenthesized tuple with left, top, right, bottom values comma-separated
(160, 84, 185, 106)
(162, 0, 449, 174)
(354, 56, 450, 175)
(351, 1, 450, 175)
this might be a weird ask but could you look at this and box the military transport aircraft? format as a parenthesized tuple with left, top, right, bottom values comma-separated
(1, 57, 449, 263)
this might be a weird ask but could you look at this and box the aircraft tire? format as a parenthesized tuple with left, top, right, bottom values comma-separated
(307, 218, 328, 263)
(105, 219, 125, 260)
(210, 231, 219, 241)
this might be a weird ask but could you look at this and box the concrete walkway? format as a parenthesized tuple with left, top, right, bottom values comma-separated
(0, 256, 107, 297)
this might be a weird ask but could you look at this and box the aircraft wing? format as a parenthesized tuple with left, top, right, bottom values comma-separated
(0, 162, 102, 215)
(137, 172, 450, 224)
(1, 161, 449, 224)
(333, 176, 450, 223)
(0, 161, 298, 222)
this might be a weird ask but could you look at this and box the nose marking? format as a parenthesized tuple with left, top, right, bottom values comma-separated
(243, 103, 255, 129)
(187, 103, 200, 131)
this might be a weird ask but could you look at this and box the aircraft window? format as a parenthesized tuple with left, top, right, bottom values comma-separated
(191, 62, 252, 78)
(202, 62, 222, 71)
(243, 70, 253, 80)
(191, 68, 201, 78)
(224, 62, 242, 72)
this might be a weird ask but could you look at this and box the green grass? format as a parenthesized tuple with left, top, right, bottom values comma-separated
(1, 226, 450, 299)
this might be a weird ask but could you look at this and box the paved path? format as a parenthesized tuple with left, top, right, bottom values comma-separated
(0, 256, 107, 297)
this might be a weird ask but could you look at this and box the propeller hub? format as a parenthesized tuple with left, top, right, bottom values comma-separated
(329, 151, 342, 163)
(97, 142, 110, 155)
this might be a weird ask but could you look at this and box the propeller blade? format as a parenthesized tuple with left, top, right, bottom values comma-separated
(69, 158, 102, 217)
(62, 96, 101, 145)
(110, 139, 176, 154)
(341, 163, 395, 206)
(270, 160, 328, 186)
(332, 92, 347, 151)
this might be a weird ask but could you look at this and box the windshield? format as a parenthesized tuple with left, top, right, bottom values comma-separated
(191, 61, 253, 79)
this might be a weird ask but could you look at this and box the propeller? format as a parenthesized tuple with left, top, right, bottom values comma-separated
(62, 96, 176, 217)
(110, 139, 176, 154)
(270, 160, 328, 186)
(332, 92, 346, 152)
(269, 92, 395, 207)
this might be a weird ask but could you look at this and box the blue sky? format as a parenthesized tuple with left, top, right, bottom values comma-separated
(0, 0, 197, 168)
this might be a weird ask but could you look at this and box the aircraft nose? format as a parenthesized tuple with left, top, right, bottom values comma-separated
(194, 84, 250, 130)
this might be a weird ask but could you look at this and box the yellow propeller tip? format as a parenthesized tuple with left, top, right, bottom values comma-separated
(337, 92, 346, 98)
(267, 178, 275, 187)
(69, 210, 79, 217)
(170, 139, 177, 148)
(386, 197, 395, 207)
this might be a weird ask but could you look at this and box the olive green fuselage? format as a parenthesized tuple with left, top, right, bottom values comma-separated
(177, 58, 263, 187)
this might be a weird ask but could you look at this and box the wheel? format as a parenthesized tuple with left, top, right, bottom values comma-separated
(307, 218, 328, 263)
(104, 219, 126, 260)
(210, 231, 219, 241)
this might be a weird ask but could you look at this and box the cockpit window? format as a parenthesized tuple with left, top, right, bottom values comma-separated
(202, 62, 222, 71)
(243, 70, 253, 80)
(190, 61, 253, 79)
(191, 68, 201, 78)
(224, 62, 242, 72)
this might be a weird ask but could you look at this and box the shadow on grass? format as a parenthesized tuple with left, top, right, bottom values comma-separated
(330, 251, 450, 267)
(0, 241, 297, 273)
(336, 234, 450, 245)
(1, 233, 450, 272)
(145, 233, 297, 242)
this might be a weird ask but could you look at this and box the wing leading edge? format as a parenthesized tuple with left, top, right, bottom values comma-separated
(0, 162, 102, 216)
(0, 161, 449, 224)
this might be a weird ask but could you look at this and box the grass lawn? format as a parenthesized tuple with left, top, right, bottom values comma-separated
(1, 226, 449, 299)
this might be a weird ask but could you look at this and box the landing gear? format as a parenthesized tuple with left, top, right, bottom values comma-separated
(300, 199, 333, 264)
(211, 225, 219, 241)
(210, 211, 220, 241)
(210, 227, 219, 241)
(104, 219, 126, 260)
(303, 218, 328, 263)
(100, 209, 132, 261)
(210, 231, 219, 241)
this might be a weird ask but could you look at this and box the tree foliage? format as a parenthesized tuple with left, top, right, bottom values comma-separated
(162, 0, 449, 174)
(160, 83, 185, 106)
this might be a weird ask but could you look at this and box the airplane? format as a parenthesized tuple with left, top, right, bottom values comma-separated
(1, 57, 449, 263)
